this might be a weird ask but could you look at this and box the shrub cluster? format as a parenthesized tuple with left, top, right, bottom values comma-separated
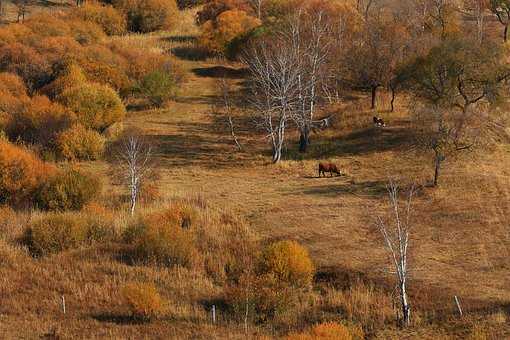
(0, 140, 55, 206)
(24, 211, 113, 256)
(114, 0, 179, 33)
(285, 322, 364, 340)
(36, 168, 102, 211)
(73, 2, 127, 36)
(56, 124, 106, 160)
(122, 282, 164, 320)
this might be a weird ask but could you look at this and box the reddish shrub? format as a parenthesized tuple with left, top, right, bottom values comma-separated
(122, 282, 164, 320)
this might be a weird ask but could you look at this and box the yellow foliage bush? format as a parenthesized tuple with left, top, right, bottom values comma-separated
(122, 282, 164, 320)
(57, 124, 105, 160)
(259, 240, 314, 287)
(128, 208, 198, 267)
(200, 9, 261, 54)
(57, 82, 126, 131)
(74, 2, 127, 36)
(286, 322, 364, 340)
(0, 140, 55, 206)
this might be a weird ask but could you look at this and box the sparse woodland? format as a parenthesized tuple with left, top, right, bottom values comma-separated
(0, 0, 510, 338)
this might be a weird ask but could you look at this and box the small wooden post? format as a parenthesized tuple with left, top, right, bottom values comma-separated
(211, 304, 216, 324)
(454, 296, 462, 316)
(61, 295, 66, 315)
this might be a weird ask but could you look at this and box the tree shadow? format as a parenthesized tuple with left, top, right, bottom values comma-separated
(192, 66, 248, 79)
(170, 46, 214, 61)
(286, 180, 388, 198)
(163, 35, 197, 43)
(91, 313, 148, 325)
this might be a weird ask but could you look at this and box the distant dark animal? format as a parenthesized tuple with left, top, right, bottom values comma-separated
(373, 116, 386, 127)
(318, 162, 341, 177)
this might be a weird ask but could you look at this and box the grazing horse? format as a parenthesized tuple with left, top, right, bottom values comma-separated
(318, 162, 341, 177)
(373, 116, 386, 127)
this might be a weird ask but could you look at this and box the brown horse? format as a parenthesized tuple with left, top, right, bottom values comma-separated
(318, 162, 341, 177)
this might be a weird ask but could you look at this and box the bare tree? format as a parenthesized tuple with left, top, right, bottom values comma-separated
(464, 0, 489, 42)
(243, 30, 301, 163)
(117, 134, 153, 216)
(218, 77, 242, 151)
(375, 180, 415, 327)
(490, 0, 510, 41)
(247, 0, 263, 18)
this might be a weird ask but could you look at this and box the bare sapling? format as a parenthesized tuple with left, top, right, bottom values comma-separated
(374, 180, 416, 327)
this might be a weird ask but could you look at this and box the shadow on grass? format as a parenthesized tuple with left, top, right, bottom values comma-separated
(171, 46, 214, 61)
(92, 313, 152, 325)
(164, 35, 197, 43)
(192, 66, 248, 79)
(285, 179, 388, 198)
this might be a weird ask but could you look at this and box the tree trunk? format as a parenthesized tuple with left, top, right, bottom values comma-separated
(390, 84, 396, 112)
(298, 127, 310, 153)
(505, 24, 508, 43)
(371, 85, 378, 109)
(400, 280, 411, 327)
(433, 152, 441, 187)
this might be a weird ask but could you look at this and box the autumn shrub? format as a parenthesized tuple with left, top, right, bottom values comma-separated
(138, 182, 163, 205)
(74, 2, 127, 35)
(200, 9, 261, 55)
(259, 240, 314, 288)
(57, 82, 126, 131)
(126, 209, 198, 267)
(136, 70, 176, 106)
(176, 0, 204, 9)
(115, 0, 179, 33)
(285, 321, 365, 340)
(24, 211, 114, 256)
(0, 43, 52, 91)
(5, 96, 73, 148)
(122, 282, 164, 320)
(57, 124, 106, 160)
(66, 19, 107, 45)
(196, 0, 251, 25)
(0, 72, 29, 114)
(43, 64, 88, 99)
(36, 168, 102, 211)
(24, 212, 88, 256)
(0, 140, 55, 206)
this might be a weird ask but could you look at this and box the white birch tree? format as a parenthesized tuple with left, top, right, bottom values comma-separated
(375, 180, 415, 327)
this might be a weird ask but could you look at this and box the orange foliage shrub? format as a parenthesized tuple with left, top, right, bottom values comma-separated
(0, 72, 29, 114)
(115, 0, 179, 33)
(285, 322, 364, 340)
(200, 9, 261, 54)
(0, 140, 55, 206)
(196, 0, 251, 25)
(57, 81, 126, 131)
(74, 2, 127, 36)
(0, 23, 34, 46)
(0, 43, 52, 91)
(5, 96, 73, 148)
(122, 282, 164, 320)
(259, 240, 314, 288)
(57, 124, 105, 160)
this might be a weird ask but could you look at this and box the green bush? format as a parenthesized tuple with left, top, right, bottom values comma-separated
(36, 168, 102, 211)
(136, 70, 176, 106)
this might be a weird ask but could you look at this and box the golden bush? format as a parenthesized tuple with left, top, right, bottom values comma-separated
(259, 240, 314, 288)
(122, 282, 164, 320)
(286, 322, 364, 340)
(57, 123, 105, 160)
(74, 2, 127, 36)
(57, 82, 126, 131)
